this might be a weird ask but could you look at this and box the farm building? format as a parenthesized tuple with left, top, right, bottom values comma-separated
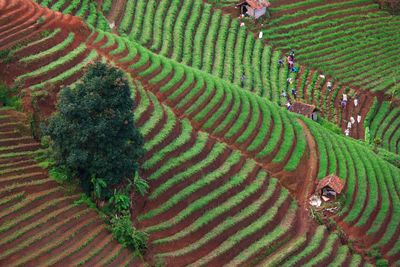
(236, 0, 271, 19)
(316, 174, 345, 201)
(290, 102, 319, 121)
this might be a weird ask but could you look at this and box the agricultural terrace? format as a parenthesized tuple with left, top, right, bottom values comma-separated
(0, 0, 399, 265)
(0, 109, 136, 265)
(37, 0, 377, 141)
(264, 0, 400, 96)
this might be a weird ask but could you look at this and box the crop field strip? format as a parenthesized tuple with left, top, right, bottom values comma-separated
(265, 0, 400, 95)
(365, 99, 400, 154)
(37, 0, 377, 140)
(0, 108, 136, 266)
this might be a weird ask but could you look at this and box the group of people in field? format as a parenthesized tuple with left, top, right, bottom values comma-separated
(279, 50, 298, 110)
(343, 93, 362, 136)
(278, 50, 298, 73)
(241, 46, 363, 138)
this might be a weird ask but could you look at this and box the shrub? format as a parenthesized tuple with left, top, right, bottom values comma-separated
(0, 83, 20, 109)
(110, 212, 148, 252)
(45, 62, 145, 198)
(36, 16, 46, 24)
(376, 259, 389, 267)
(109, 191, 131, 214)
(0, 49, 14, 63)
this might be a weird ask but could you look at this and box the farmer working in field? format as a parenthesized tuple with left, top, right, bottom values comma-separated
(291, 88, 297, 99)
(241, 74, 246, 87)
(327, 81, 333, 92)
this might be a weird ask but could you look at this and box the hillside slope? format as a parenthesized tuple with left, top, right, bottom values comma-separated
(1, 0, 400, 265)
(0, 108, 137, 266)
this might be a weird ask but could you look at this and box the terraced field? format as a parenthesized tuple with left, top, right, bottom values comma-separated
(0, 109, 136, 266)
(1, 0, 400, 265)
(36, 0, 379, 140)
(265, 0, 400, 96)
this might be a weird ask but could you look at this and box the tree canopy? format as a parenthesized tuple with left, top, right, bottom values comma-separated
(46, 62, 144, 198)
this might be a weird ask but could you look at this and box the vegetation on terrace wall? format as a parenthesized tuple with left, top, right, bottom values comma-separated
(0, 82, 21, 109)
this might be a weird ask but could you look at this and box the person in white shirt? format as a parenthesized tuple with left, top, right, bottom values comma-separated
(357, 114, 362, 123)
(327, 81, 332, 92)
(347, 121, 352, 129)
(350, 116, 355, 124)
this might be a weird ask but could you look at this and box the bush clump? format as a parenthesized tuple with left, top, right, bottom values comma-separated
(110, 212, 148, 253)
(45, 62, 145, 199)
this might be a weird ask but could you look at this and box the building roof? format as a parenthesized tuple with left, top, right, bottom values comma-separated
(290, 102, 318, 116)
(238, 0, 270, 9)
(316, 174, 345, 194)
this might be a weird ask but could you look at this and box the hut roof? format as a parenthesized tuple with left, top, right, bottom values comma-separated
(238, 0, 271, 9)
(316, 174, 345, 194)
(290, 102, 318, 116)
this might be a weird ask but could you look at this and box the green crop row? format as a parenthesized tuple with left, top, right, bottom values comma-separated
(149, 142, 226, 200)
(147, 154, 249, 231)
(141, 119, 193, 170)
(158, 177, 278, 258)
(146, 133, 208, 182)
(31, 50, 98, 90)
(145, 160, 258, 233)
(20, 33, 75, 63)
(17, 44, 87, 81)
(189, 190, 290, 266)
(119, 0, 136, 33)
(227, 203, 298, 266)
(153, 174, 269, 245)
(129, 1, 147, 41)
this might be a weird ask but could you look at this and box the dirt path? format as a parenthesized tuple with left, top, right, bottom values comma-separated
(106, 0, 125, 24)
(297, 119, 318, 207)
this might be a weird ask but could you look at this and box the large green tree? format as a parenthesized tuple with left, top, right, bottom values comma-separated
(46, 62, 144, 198)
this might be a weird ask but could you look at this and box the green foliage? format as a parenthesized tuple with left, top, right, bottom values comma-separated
(133, 175, 149, 196)
(36, 16, 46, 24)
(74, 193, 97, 210)
(317, 116, 342, 135)
(110, 212, 148, 252)
(91, 177, 107, 199)
(365, 97, 379, 129)
(376, 259, 389, 267)
(0, 83, 21, 109)
(0, 49, 14, 64)
(49, 166, 69, 183)
(376, 147, 400, 168)
(109, 191, 131, 214)
(45, 62, 145, 198)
